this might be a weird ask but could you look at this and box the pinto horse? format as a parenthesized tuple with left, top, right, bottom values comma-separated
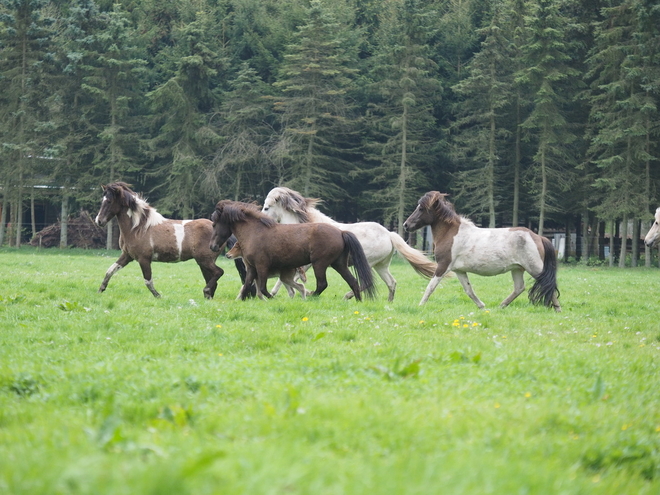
(644, 207, 660, 248)
(209, 200, 376, 301)
(403, 191, 561, 311)
(261, 187, 436, 301)
(94, 182, 224, 298)
(225, 241, 309, 299)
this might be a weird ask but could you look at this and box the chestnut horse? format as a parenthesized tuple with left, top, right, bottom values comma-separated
(225, 241, 309, 299)
(403, 191, 561, 311)
(209, 200, 376, 301)
(95, 182, 224, 298)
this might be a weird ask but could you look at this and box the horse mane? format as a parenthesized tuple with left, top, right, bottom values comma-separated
(420, 191, 463, 226)
(270, 187, 322, 223)
(105, 182, 165, 230)
(215, 200, 277, 228)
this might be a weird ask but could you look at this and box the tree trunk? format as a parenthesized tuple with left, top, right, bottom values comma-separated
(538, 140, 547, 236)
(0, 193, 7, 246)
(581, 209, 589, 263)
(608, 220, 615, 267)
(397, 101, 408, 237)
(30, 187, 36, 240)
(618, 215, 628, 268)
(631, 219, 639, 267)
(512, 93, 522, 227)
(60, 192, 69, 248)
(487, 99, 496, 228)
(15, 178, 22, 248)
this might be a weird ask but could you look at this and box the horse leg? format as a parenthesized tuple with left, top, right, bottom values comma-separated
(138, 259, 161, 298)
(256, 268, 273, 300)
(332, 260, 362, 302)
(98, 252, 133, 293)
(500, 269, 525, 308)
(311, 264, 329, 297)
(552, 294, 562, 312)
(270, 278, 284, 296)
(455, 272, 485, 309)
(198, 260, 224, 299)
(373, 260, 396, 302)
(238, 265, 257, 300)
(280, 269, 306, 299)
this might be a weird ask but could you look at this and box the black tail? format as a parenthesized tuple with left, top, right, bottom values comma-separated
(227, 235, 256, 298)
(528, 236, 559, 307)
(342, 231, 377, 300)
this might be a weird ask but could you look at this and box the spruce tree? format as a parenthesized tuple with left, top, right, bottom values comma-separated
(271, 0, 360, 201)
(363, 0, 441, 234)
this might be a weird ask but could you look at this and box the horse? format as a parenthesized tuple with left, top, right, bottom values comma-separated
(261, 187, 437, 301)
(209, 200, 377, 301)
(644, 207, 660, 247)
(94, 182, 224, 299)
(225, 241, 309, 299)
(403, 191, 561, 311)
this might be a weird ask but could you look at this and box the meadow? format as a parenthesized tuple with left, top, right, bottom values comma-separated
(0, 247, 659, 494)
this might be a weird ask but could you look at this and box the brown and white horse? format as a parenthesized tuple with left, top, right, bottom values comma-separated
(95, 182, 224, 298)
(209, 200, 376, 301)
(261, 187, 437, 301)
(644, 207, 660, 248)
(403, 191, 561, 311)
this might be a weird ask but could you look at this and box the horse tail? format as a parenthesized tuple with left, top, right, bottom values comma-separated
(528, 236, 560, 308)
(389, 232, 437, 278)
(342, 231, 377, 300)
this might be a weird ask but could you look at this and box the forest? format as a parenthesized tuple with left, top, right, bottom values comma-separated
(0, 0, 658, 264)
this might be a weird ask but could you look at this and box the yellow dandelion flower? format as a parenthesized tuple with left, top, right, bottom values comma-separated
(502, 335, 507, 339)
(472, 322, 478, 327)
(218, 353, 223, 356)
(463, 324, 468, 328)
(302, 317, 309, 322)
(419, 320, 425, 324)
(655, 426, 660, 432)
(354, 311, 360, 315)
(494, 402, 500, 409)
(460, 316, 465, 320)
(524, 392, 532, 398)
(215, 324, 222, 328)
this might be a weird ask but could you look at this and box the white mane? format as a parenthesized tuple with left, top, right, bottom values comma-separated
(127, 194, 166, 230)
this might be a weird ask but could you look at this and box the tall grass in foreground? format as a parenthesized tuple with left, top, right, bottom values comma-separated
(1, 247, 659, 494)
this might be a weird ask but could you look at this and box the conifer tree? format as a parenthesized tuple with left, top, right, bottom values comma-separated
(203, 62, 275, 202)
(363, 0, 441, 234)
(517, 0, 579, 235)
(0, 0, 57, 246)
(147, 10, 224, 218)
(271, 0, 360, 201)
(450, 0, 512, 227)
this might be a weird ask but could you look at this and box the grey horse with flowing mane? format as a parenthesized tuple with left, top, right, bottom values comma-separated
(262, 187, 437, 301)
(403, 191, 561, 311)
(94, 182, 224, 298)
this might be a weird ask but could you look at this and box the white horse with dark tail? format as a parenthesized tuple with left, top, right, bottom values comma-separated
(403, 191, 561, 311)
(262, 187, 437, 301)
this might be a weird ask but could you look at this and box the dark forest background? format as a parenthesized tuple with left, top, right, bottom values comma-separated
(0, 0, 658, 264)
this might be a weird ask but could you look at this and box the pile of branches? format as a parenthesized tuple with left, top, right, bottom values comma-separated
(31, 210, 107, 249)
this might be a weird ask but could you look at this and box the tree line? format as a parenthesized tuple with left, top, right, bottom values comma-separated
(0, 0, 658, 265)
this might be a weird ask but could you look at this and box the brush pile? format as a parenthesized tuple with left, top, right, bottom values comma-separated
(30, 210, 107, 248)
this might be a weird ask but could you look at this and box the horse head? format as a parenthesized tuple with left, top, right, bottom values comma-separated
(262, 187, 317, 223)
(95, 182, 137, 227)
(210, 200, 272, 252)
(645, 207, 660, 247)
(404, 191, 457, 232)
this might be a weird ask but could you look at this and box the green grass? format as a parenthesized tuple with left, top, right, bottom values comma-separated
(1, 247, 659, 494)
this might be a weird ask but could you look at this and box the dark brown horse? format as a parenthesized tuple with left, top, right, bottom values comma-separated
(209, 200, 377, 301)
(403, 191, 561, 311)
(225, 241, 309, 299)
(94, 182, 224, 298)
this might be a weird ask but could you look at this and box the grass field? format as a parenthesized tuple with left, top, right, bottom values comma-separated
(1, 247, 659, 494)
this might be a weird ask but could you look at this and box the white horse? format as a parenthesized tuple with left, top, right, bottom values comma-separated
(261, 187, 437, 301)
(403, 191, 561, 311)
(644, 207, 660, 247)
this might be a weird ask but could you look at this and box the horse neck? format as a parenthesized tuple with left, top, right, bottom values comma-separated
(114, 208, 138, 237)
(430, 217, 464, 239)
(307, 208, 340, 226)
